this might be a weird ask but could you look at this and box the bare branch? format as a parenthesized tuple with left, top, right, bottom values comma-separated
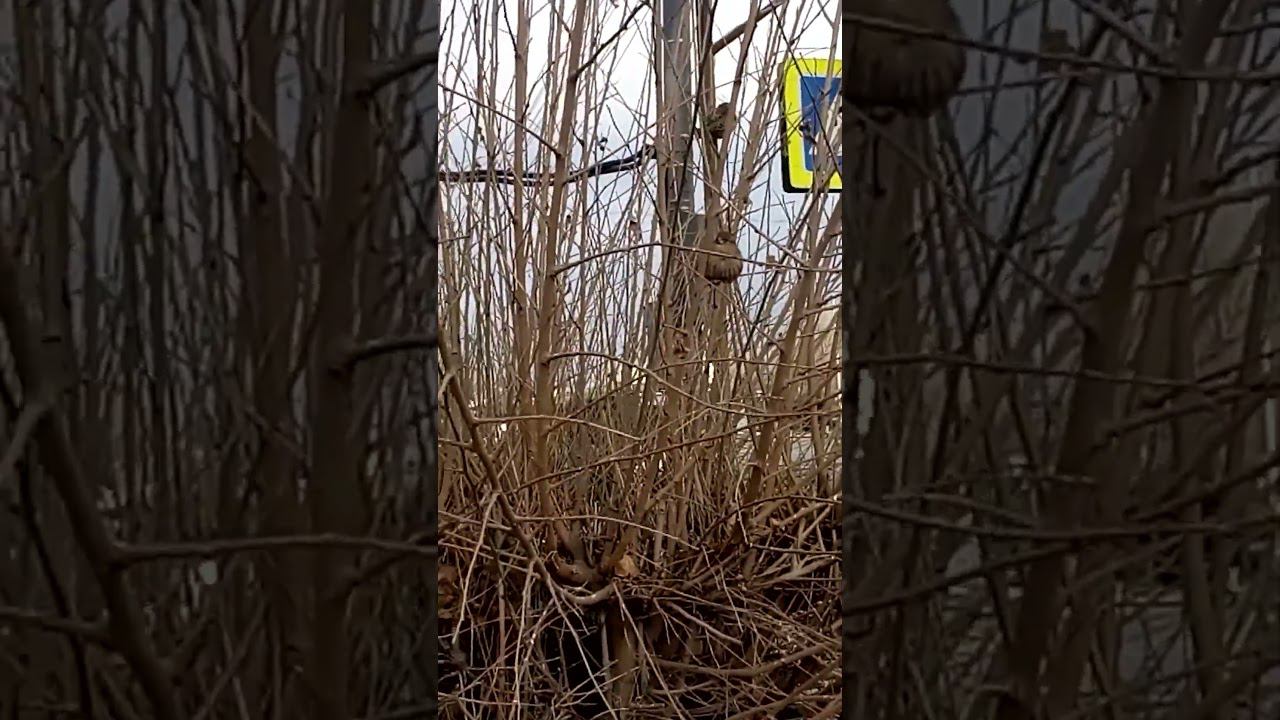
(357, 50, 438, 98)
(0, 394, 53, 487)
(335, 330, 439, 373)
(0, 604, 110, 645)
(117, 533, 438, 564)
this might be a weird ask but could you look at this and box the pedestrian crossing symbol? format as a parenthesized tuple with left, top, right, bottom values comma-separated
(780, 57, 841, 193)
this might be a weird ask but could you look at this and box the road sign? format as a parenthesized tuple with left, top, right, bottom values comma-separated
(780, 57, 841, 193)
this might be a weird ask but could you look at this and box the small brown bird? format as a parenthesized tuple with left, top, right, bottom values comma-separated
(703, 101, 734, 140)
(1038, 27, 1074, 74)
(701, 230, 744, 284)
(845, 0, 967, 117)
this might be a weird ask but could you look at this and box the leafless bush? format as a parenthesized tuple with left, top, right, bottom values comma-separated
(439, 0, 840, 716)
(1, 2, 438, 718)
(844, 1, 1280, 717)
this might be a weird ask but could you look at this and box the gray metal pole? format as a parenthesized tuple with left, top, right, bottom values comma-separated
(659, 0, 696, 236)
(649, 0, 701, 362)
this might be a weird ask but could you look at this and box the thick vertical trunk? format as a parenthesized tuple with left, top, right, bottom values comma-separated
(529, 0, 591, 562)
(307, 3, 374, 717)
(240, 0, 309, 712)
(842, 115, 927, 715)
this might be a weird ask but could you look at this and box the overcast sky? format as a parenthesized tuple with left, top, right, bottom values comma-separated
(437, 0, 844, 337)
(438, 0, 841, 204)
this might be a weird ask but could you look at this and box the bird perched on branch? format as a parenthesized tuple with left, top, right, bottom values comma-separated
(702, 101, 735, 140)
(1037, 26, 1074, 75)
(845, 0, 967, 118)
(700, 230, 744, 284)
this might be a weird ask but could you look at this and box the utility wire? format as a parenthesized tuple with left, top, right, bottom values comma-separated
(440, 144, 656, 185)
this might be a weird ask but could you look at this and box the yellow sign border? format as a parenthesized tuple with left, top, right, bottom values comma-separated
(780, 57, 842, 192)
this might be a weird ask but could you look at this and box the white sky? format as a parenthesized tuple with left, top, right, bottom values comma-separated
(438, 0, 841, 198)
(440, 0, 840, 111)
(437, 0, 844, 337)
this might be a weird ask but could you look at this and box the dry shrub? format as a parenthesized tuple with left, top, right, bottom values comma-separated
(439, 0, 841, 715)
(843, 1, 1280, 717)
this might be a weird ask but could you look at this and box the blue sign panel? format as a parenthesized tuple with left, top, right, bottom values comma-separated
(781, 58, 841, 193)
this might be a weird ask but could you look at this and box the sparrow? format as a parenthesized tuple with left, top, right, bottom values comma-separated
(845, 0, 967, 117)
(701, 230, 744, 284)
(1038, 27, 1074, 74)
(703, 101, 735, 140)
